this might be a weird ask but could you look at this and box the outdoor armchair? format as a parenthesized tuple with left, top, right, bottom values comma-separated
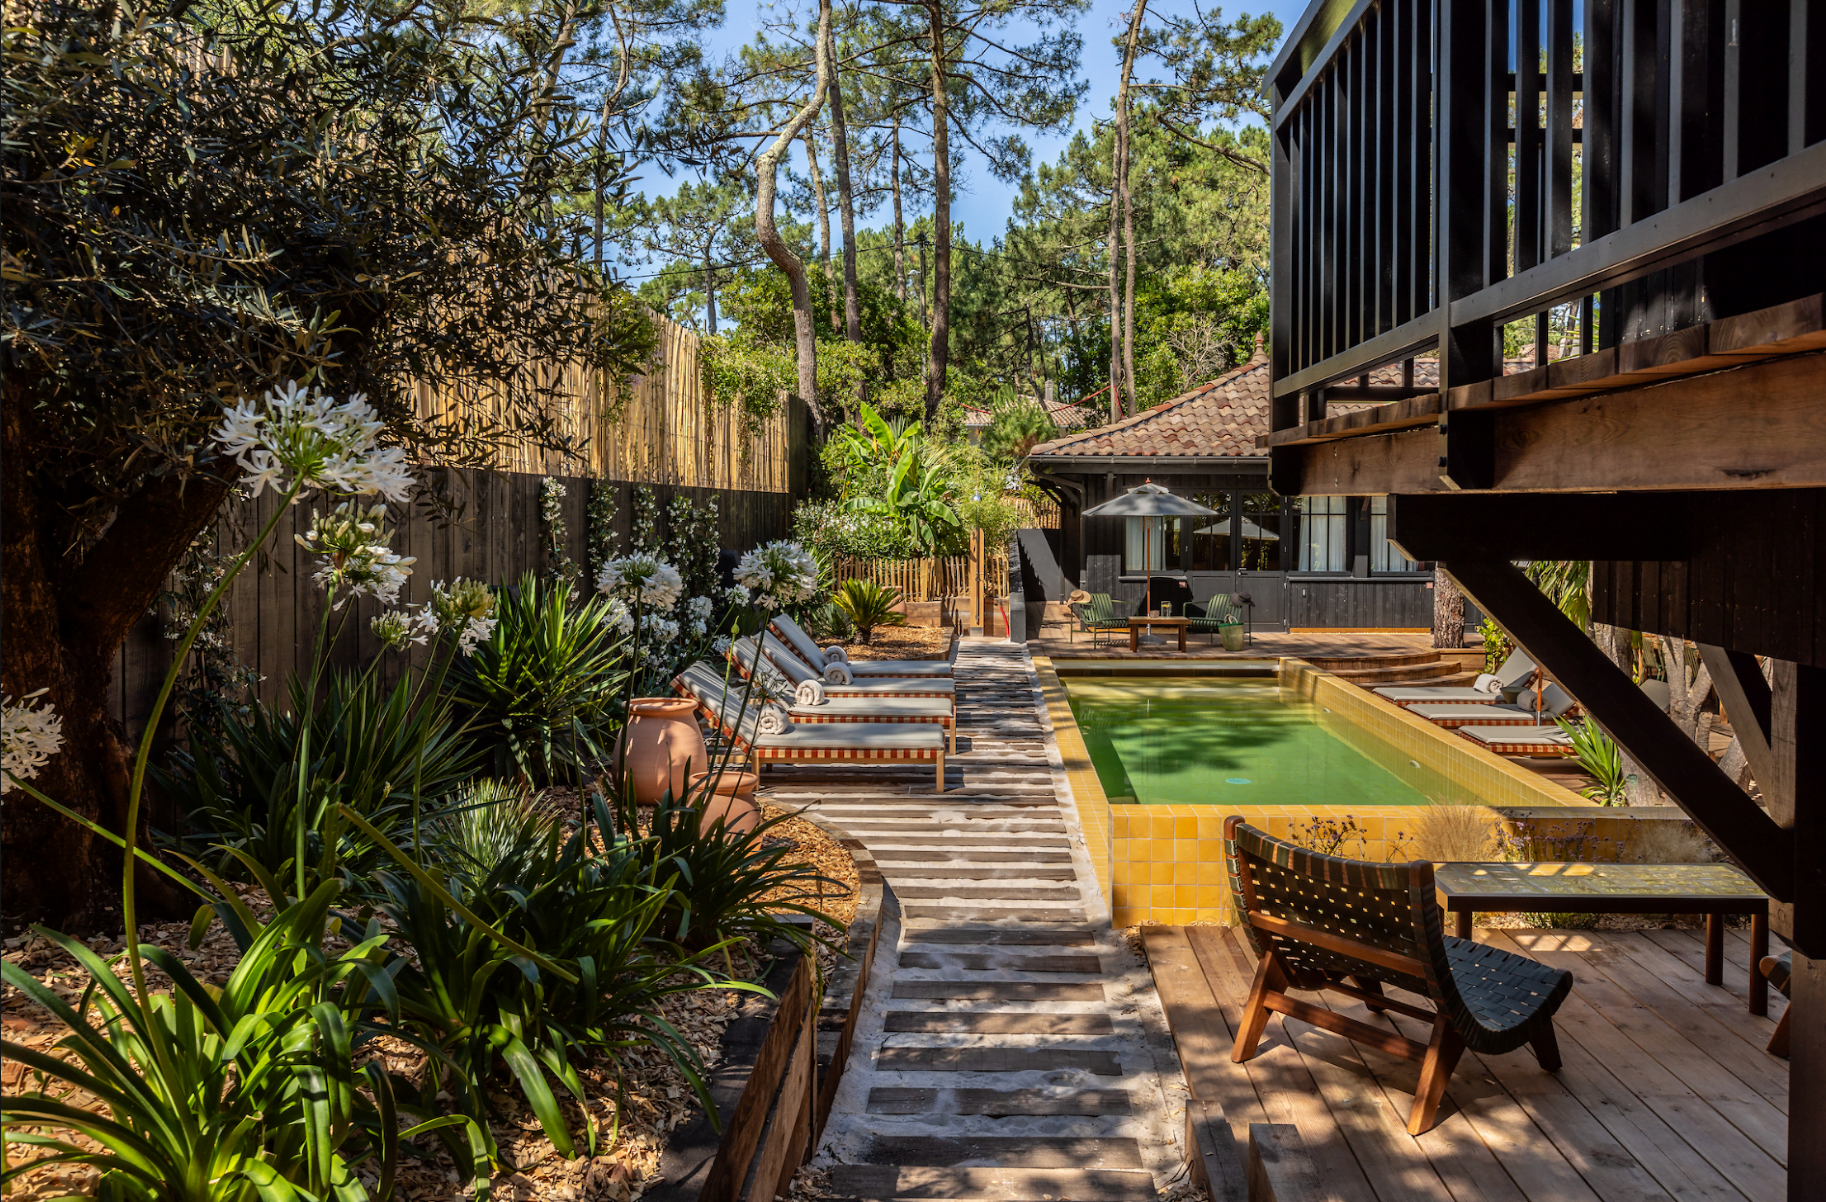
(1762, 951, 1792, 1057)
(1185, 592, 1237, 644)
(1225, 817, 1573, 1135)
(1068, 592, 1130, 646)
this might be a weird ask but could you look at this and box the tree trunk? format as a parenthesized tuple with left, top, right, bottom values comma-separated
(1432, 567, 1466, 649)
(891, 114, 907, 304)
(704, 251, 718, 335)
(923, 0, 951, 423)
(755, 0, 832, 438)
(828, 57, 862, 343)
(1104, 148, 1121, 423)
(802, 127, 839, 331)
(2, 390, 215, 930)
(1115, 1, 1145, 419)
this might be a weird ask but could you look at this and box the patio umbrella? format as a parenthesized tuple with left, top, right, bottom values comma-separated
(1192, 517, 1280, 540)
(1081, 481, 1218, 641)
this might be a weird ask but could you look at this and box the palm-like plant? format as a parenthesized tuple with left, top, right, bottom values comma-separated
(1556, 717, 1628, 805)
(831, 579, 908, 645)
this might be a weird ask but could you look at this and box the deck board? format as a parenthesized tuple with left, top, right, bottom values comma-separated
(1151, 924, 1787, 1202)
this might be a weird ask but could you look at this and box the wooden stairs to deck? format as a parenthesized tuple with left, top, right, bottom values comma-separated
(1298, 650, 1479, 688)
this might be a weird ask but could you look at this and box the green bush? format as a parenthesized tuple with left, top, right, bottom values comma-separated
(160, 668, 479, 891)
(831, 579, 908, 645)
(447, 573, 628, 785)
(0, 882, 485, 1201)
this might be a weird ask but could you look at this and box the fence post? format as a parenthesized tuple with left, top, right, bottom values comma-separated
(969, 527, 983, 634)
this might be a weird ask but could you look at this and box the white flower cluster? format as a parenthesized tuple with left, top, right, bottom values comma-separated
(724, 583, 753, 609)
(597, 554, 684, 609)
(371, 610, 425, 652)
(298, 502, 416, 607)
(686, 594, 714, 635)
(540, 477, 567, 523)
(215, 381, 413, 502)
(734, 541, 820, 612)
(420, 578, 498, 656)
(2, 690, 64, 796)
(602, 597, 636, 637)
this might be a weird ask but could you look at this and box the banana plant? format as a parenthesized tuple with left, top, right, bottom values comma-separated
(849, 447, 964, 555)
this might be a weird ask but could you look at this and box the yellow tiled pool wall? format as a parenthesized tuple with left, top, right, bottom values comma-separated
(1033, 656, 1649, 927)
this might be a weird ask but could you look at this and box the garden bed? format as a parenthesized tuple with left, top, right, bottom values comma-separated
(0, 813, 869, 1202)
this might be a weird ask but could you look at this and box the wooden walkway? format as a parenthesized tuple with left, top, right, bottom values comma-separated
(765, 640, 1181, 1201)
(1146, 922, 1789, 1202)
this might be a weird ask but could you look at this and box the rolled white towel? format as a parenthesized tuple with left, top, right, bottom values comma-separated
(757, 703, 793, 735)
(795, 679, 827, 707)
(823, 645, 849, 663)
(1472, 673, 1503, 695)
(823, 661, 854, 685)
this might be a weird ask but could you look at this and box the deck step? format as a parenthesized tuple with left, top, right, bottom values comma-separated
(898, 951, 1102, 973)
(866, 1088, 1133, 1116)
(902, 928, 1096, 947)
(830, 1165, 1156, 1200)
(882, 1011, 1114, 1035)
(892, 981, 1105, 1001)
(1301, 650, 1442, 670)
(903, 906, 1090, 923)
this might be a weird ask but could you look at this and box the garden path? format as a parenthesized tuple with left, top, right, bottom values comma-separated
(763, 639, 1188, 1201)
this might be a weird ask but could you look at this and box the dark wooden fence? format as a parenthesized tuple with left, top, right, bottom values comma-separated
(107, 469, 796, 732)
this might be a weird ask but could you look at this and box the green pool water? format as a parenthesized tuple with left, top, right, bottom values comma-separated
(1064, 676, 1441, 807)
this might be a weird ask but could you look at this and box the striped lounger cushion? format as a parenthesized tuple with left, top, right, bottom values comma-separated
(769, 616, 953, 678)
(1457, 725, 1577, 756)
(1374, 688, 1504, 706)
(734, 636, 956, 700)
(1406, 704, 1540, 729)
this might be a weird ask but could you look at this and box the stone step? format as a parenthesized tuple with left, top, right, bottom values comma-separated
(891, 981, 1105, 1001)
(892, 887, 1082, 901)
(831, 1165, 1156, 1201)
(859, 1135, 1144, 1169)
(856, 836, 1072, 849)
(875, 851, 1074, 864)
(903, 907, 1089, 923)
(866, 1088, 1133, 1117)
(902, 928, 1095, 947)
(897, 951, 1102, 973)
(881, 867, 1077, 880)
(882, 1011, 1113, 1035)
(874, 1047, 1121, 1075)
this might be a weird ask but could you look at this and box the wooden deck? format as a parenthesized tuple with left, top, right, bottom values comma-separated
(1146, 922, 1789, 1202)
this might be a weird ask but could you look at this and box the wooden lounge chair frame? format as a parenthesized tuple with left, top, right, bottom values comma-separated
(1224, 816, 1574, 1134)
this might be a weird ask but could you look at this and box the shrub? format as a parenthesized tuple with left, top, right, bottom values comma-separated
(1557, 717, 1628, 805)
(831, 580, 908, 645)
(1621, 817, 1716, 864)
(1412, 797, 1500, 862)
(0, 882, 486, 1200)
(447, 573, 628, 785)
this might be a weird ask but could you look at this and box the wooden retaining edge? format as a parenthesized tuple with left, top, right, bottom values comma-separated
(1246, 1124, 1322, 1202)
(646, 814, 895, 1202)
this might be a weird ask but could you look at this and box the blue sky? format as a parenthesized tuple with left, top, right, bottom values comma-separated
(627, 0, 1312, 265)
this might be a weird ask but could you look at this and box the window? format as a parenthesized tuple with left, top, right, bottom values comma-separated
(1124, 517, 1180, 572)
(1188, 492, 1233, 570)
(1241, 493, 1285, 571)
(1297, 496, 1348, 571)
(1370, 497, 1425, 571)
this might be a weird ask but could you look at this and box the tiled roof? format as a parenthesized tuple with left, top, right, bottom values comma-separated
(1027, 349, 1537, 461)
(962, 397, 1099, 430)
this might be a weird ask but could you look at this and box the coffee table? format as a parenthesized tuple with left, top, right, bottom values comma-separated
(1127, 616, 1188, 651)
(1433, 861, 1771, 1013)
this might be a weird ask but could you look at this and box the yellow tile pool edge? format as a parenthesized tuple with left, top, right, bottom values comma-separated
(1040, 655, 1621, 928)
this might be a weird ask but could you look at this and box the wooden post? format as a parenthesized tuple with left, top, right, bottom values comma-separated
(969, 526, 983, 634)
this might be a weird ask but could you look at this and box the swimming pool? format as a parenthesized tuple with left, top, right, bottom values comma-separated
(1064, 676, 1450, 807)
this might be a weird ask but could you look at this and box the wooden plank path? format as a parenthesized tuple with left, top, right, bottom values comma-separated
(766, 640, 1182, 1201)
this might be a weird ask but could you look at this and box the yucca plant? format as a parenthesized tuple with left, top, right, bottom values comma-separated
(830, 579, 907, 645)
(447, 573, 629, 785)
(0, 881, 485, 1201)
(1556, 717, 1628, 805)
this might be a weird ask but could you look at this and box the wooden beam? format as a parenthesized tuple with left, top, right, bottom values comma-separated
(1775, 663, 1826, 960)
(1697, 645, 1776, 799)
(1287, 349, 1826, 494)
(1386, 492, 1692, 561)
(1442, 556, 1794, 898)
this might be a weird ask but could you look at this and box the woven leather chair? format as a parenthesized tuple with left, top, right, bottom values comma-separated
(1224, 816, 1574, 1134)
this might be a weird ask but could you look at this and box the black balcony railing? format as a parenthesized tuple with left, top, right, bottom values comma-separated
(1266, 0, 1826, 454)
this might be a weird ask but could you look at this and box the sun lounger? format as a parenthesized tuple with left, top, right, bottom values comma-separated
(731, 636, 957, 702)
(1374, 649, 1537, 706)
(769, 614, 955, 681)
(1408, 684, 1576, 728)
(679, 661, 955, 752)
(675, 663, 946, 792)
(1456, 723, 1577, 756)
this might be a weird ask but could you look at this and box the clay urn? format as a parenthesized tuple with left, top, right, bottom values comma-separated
(687, 769, 762, 838)
(620, 697, 708, 804)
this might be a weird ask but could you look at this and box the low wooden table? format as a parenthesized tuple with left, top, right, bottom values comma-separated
(1127, 616, 1189, 651)
(1433, 861, 1771, 1013)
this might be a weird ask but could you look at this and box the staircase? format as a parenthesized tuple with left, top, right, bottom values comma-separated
(1299, 649, 1481, 688)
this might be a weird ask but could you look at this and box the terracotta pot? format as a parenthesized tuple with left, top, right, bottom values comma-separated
(620, 698, 708, 804)
(688, 770, 761, 837)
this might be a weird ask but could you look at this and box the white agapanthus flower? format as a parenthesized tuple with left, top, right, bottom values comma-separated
(214, 381, 413, 501)
(712, 635, 733, 655)
(416, 579, 498, 656)
(455, 616, 497, 656)
(2, 690, 64, 796)
(645, 616, 681, 645)
(724, 583, 752, 609)
(298, 502, 416, 607)
(597, 554, 684, 609)
(371, 610, 425, 652)
(686, 594, 714, 635)
(601, 597, 636, 637)
(735, 541, 820, 611)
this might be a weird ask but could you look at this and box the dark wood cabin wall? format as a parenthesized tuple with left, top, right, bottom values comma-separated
(108, 470, 793, 737)
(1591, 487, 1826, 667)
